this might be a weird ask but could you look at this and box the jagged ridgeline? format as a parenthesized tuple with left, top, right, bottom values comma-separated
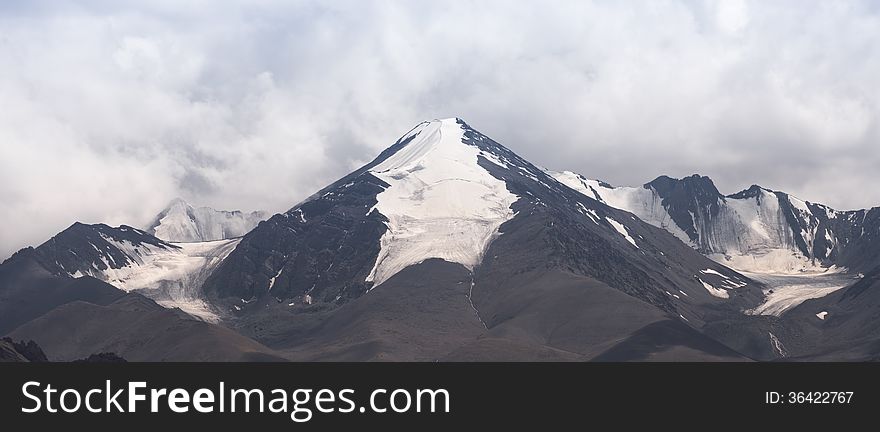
(551, 171, 880, 274)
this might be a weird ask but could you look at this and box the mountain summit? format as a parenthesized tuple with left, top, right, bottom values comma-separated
(146, 198, 268, 243)
(364, 118, 519, 286)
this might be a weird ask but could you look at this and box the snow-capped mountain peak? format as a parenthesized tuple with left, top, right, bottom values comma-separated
(202, 116, 770, 337)
(147, 198, 268, 243)
(366, 118, 519, 286)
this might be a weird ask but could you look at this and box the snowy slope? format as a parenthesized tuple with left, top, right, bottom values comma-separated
(705, 186, 819, 273)
(366, 118, 519, 287)
(552, 171, 692, 243)
(744, 271, 850, 316)
(34, 223, 237, 322)
(147, 198, 267, 243)
(80, 238, 240, 322)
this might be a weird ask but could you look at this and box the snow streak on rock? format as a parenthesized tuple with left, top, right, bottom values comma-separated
(605, 217, 638, 248)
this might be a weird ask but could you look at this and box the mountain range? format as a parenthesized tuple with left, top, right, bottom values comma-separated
(3, 118, 879, 361)
(550, 171, 880, 274)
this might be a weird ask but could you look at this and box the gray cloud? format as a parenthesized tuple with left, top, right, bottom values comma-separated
(2, 0, 879, 259)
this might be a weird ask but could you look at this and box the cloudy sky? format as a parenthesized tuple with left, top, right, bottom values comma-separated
(1, 0, 879, 259)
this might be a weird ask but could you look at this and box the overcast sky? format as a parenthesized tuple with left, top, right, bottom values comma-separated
(2, 0, 879, 259)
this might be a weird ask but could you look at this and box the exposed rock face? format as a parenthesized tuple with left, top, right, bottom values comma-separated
(0, 337, 48, 362)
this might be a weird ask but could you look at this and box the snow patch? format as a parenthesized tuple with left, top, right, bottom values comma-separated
(697, 277, 729, 298)
(293, 208, 307, 223)
(700, 268, 727, 278)
(576, 202, 600, 224)
(744, 272, 849, 316)
(708, 250, 832, 275)
(268, 267, 284, 291)
(479, 150, 512, 169)
(700, 268, 747, 288)
(605, 217, 638, 248)
(816, 311, 828, 320)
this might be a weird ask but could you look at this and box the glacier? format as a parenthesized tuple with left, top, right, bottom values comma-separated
(71, 235, 240, 322)
(365, 118, 519, 288)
